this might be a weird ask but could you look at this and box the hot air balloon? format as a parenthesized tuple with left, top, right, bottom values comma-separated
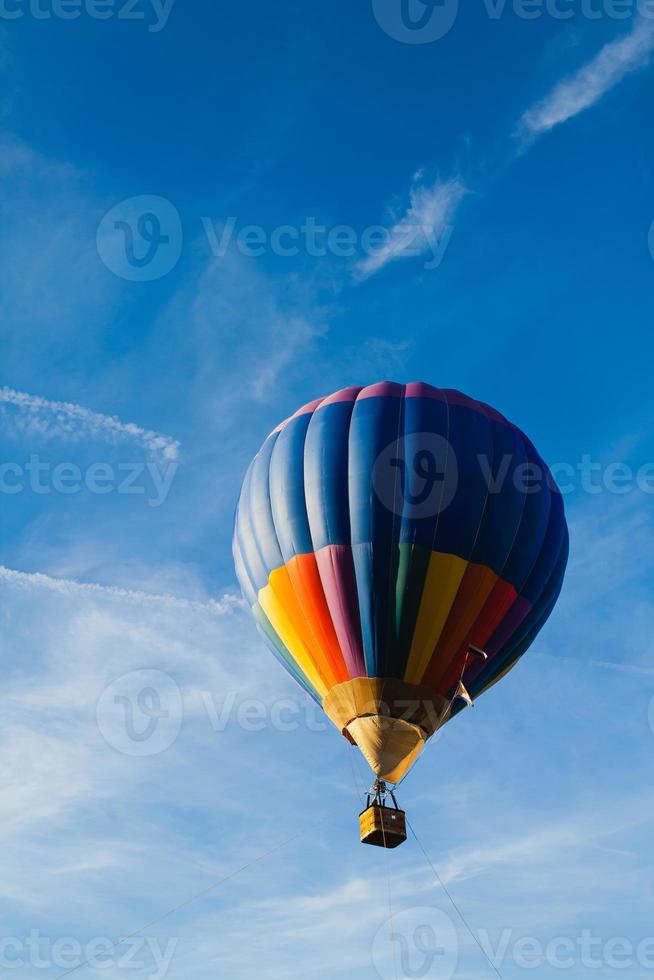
(233, 382, 568, 846)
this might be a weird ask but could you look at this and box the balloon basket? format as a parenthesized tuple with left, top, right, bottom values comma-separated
(359, 780, 407, 848)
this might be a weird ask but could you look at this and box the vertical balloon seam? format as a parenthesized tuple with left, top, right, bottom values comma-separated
(303, 389, 366, 678)
(394, 387, 432, 678)
(414, 388, 492, 692)
(245, 433, 327, 692)
(233, 503, 320, 700)
(437, 397, 508, 695)
(237, 430, 332, 698)
(382, 382, 406, 680)
(468, 422, 528, 632)
(472, 528, 569, 697)
(290, 411, 353, 685)
(436, 404, 532, 696)
(502, 489, 565, 652)
(467, 511, 564, 694)
(334, 386, 368, 681)
(483, 515, 569, 689)
(422, 391, 497, 694)
(403, 385, 453, 684)
(267, 408, 349, 688)
(460, 432, 556, 692)
(259, 408, 343, 694)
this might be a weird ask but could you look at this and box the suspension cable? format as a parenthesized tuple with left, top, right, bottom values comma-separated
(380, 798, 400, 980)
(54, 802, 352, 980)
(348, 741, 366, 806)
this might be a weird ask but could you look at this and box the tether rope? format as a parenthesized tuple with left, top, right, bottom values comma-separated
(407, 817, 506, 980)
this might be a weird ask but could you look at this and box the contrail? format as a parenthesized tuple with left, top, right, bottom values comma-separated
(0, 387, 180, 461)
(0, 565, 242, 615)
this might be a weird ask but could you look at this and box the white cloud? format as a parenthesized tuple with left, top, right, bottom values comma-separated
(520, 16, 654, 138)
(0, 726, 97, 839)
(154, 788, 654, 980)
(1, 489, 653, 976)
(0, 567, 298, 921)
(0, 386, 180, 461)
(356, 174, 467, 279)
(436, 798, 651, 890)
(167, 866, 440, 980)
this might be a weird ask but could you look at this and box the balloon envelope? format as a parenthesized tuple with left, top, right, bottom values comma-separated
(233, 382, 568, 783)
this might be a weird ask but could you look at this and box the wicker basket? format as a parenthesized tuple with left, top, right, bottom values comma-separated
(359, 804, 407, 848)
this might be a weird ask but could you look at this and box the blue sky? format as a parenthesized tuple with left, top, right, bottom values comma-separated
(1, 2, 654, 978)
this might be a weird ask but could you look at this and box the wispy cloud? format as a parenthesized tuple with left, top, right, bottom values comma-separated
(248, 313, 323, 401)
(0, 386, 180, 460)
(158, 250, 328, 419)
(0, 564, 239, 614)
(356, 174, 467, 279)
(437, 797, 652, 888)
(519, 16, 654, 138)
(363, 20, 654, 283)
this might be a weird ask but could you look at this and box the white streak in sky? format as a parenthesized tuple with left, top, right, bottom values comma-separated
(356, 174, 467, 279)
(0, 386, 180, 461)
(0, 565, 241, 614)
(520, 17, 654, 138)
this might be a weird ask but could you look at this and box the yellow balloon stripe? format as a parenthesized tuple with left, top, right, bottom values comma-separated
(404, 551, 467, 684)
(258, 566, 333, 696)
(424, 564, 499, 690)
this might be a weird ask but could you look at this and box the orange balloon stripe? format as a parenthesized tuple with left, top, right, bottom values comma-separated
(285, 553, 350, 684)
(259, 566, 335, 694)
